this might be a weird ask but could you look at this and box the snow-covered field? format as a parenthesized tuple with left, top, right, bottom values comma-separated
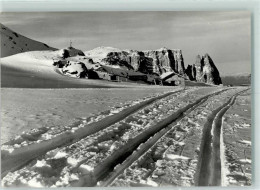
(222, 90, 251, 186)
(110, 88, 249, 187)
(1, 87, 177, 144)
(1, 86, 251, 187)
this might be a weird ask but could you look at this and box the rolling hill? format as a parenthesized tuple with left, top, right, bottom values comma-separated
(0, 23, 57, 58)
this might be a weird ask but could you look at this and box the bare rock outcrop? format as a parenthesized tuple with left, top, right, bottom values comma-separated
(173, 49, 185, 75)
(100, 47, 185, 76)
(128, 50, 154, 74)
(185, 64, 195, 81)
(144, 48, 174, 74)
(144, 48, 185, 75)
(192, 54, 222, 85)
(102, 51, 135, 70)
(193, 55, 204, 82)
(201, 54, 222, 85)
(54, 46, 222, 85)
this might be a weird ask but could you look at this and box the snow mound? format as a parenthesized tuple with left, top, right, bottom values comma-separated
(53, 151, 68, 159)
(238, 140, 251, 146)
(62, 61, 88, 78)
(1, 49, 93, 77)
(164, 154, 190, 160)
(0, 51, 56, 72)
(160, 71, 175, 80)
(33, 160, 51, 168)
(143, 47, 181, 52)
(84, 46, 121, 62)
(238, 158, 251, 164)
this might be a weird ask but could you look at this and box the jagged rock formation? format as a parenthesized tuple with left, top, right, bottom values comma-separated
(55, 46, 222, 85)
(191, 54, 222, 85)
(173, 49, 185, 75)
(144, 48, 185, 75)
(193, 55, 204, 82)
(202, 54, 222, 85)
(101, 51, 135, 70)
(99, 47, 185, 76)
(0, 23, 56, 57)
(185, 64, 195, 81)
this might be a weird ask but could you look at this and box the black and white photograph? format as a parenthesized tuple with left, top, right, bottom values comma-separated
(0, 11, 252, 187)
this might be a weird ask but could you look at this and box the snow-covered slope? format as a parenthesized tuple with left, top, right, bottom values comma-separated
(0, 51, 59, 75)
(0, 51, 145, 88)
(1, 50, 93, 75)
(0, 23, 57, 58)
(0, 50, 88, 88)
(84, 46, 121, 62)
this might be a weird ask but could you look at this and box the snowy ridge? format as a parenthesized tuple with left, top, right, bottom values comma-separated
(84, 46, 122, 62)
(0, 23, 56, 58)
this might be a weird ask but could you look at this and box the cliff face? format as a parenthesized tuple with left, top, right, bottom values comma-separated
(190, 54, 222, 85)
(202, 54, 222, 85)
(193, 55, 204, 82)
(85, 46, 222, 85)
(144, 48, 185, 75)
(185, 64, 195, 81)
(101, 51, 134, 70)
(101, 48, 185, 75)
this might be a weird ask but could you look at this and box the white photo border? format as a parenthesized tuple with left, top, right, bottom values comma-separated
(0, 0, 259, 189)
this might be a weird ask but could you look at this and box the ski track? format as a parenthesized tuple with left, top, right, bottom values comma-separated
(221, 89, 251, 186)
(106, 88, 244, 187)
(1, 88, 183, 177)
(1, 87, 250, 187)
(196, 88, 249, 186)
(100, 89, 225, 187)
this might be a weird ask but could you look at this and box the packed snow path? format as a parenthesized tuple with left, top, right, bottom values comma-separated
(103, 88, 248, 187)
(196, 88, 249, 186)
(1, 87, 250, 187)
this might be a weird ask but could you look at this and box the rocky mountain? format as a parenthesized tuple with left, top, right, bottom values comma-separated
(0, 23, 56, 58)
(186, 54, 222, 85)
(0, 21, 223, 86)
(202, 54, 222, 85)
(101, 51, 135, 70)
(184, 64, 195, 81)
(86, 47, 185, 76)
(85, 47, 223, 85)
(85, 46, 121, 62)
(144, 48, 185, 75)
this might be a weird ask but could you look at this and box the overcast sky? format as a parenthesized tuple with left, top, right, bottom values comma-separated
(1, 11, 251, 75)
